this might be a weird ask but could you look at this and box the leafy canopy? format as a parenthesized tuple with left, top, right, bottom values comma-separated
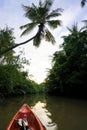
(20, 0, 63, 47)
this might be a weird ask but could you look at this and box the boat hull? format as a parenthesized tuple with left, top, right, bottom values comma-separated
(6, 104, 45, 130)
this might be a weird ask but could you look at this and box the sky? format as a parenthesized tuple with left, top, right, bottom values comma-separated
(0, 0, 87, 83)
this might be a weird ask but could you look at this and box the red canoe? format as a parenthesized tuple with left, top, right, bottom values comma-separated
(6, 104, 45, 130)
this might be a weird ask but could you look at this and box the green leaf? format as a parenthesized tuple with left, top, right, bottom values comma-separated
(33, 33, 42, 47)
(45, 28, 55, 44)
(46, 8, 63, 19)
(47, 20, 62, 29)
(20, 22, 37, 36)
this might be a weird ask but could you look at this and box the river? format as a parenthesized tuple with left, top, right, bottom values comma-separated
(0, 94, 87, 130)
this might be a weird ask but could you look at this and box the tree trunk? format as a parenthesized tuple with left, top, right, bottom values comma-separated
(0, 35, 36, 56)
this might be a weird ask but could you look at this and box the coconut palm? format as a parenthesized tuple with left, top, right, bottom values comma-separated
(66, 21, 87, 34)
(0, 0, 63, 55)
(67, 23, 79, 34)
(20, 0, 63, 47)
(81, 0, 87, 7)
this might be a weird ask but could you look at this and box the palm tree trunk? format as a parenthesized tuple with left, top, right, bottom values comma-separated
(0, 35, 36, 56)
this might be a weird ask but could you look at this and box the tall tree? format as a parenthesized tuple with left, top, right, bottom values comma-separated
(0, 26, 15, 62)
(0, 27, 34, 96)
(45, 23, 87, 97)
(0, 0, 63, 55)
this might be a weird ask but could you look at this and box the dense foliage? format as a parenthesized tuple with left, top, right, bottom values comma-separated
(0, 1, 87, 98)
(0, 27, 43, 97)
(45, 24, 87, 98)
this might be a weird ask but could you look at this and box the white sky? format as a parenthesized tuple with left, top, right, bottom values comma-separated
(0, 0, 87, 83)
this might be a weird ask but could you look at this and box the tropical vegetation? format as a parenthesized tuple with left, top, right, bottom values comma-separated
(0, 0, 87, 99)
(45, 23, 87, 98)
(0, 0, 63, 55)
(0, 27, 44, 97)
(0, 0, 63, 97)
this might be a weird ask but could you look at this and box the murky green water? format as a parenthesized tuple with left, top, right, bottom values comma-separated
(0, 94, 87, 130)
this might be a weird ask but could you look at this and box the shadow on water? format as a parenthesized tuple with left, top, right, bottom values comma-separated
(0, 94, 87, 130)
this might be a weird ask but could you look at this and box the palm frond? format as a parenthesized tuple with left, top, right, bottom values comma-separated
(37, 0, 53, 19)
(20, 22, 37, 36)
(22, 5, 39, 21)
(33, 33, 42, 47)
(45, 28, 55, 44)
(44, 0, 53, 12)
(47, 20, 62, 29)
(46, 8, 63, 19)
(67, 23, 78, 33)
(20, 22, 37, 30)
(80, 26, 87, 31)
(80, 20, 87, 31)
(46, 12, 61, 19)
(39, 0, 43, 7)
(33, 23, 45, 47)
(82, 20, 87, 25)
(22, 5, 31, 17)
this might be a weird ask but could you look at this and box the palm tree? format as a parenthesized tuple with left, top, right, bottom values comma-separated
(20, 0, 63, 47)
(0, 0, 63, 55)
(67, 21, 87, 34)
(81, 0, 87, 7)
(67, 23, 79, 34)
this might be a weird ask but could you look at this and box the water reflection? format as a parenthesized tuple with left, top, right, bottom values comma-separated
(0, 94, 87, 130)
(45, 96, 87, 130)
(31, 101, 58, 130)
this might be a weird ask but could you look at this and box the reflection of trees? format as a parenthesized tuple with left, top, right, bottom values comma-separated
(45, 96, 87, 130)
(26, 94, 46, 107)
(1, 95, 87, 130)
(46, 96, 79, 130)
(45, 96, 65, 130)
(31, 99, 57, 130)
